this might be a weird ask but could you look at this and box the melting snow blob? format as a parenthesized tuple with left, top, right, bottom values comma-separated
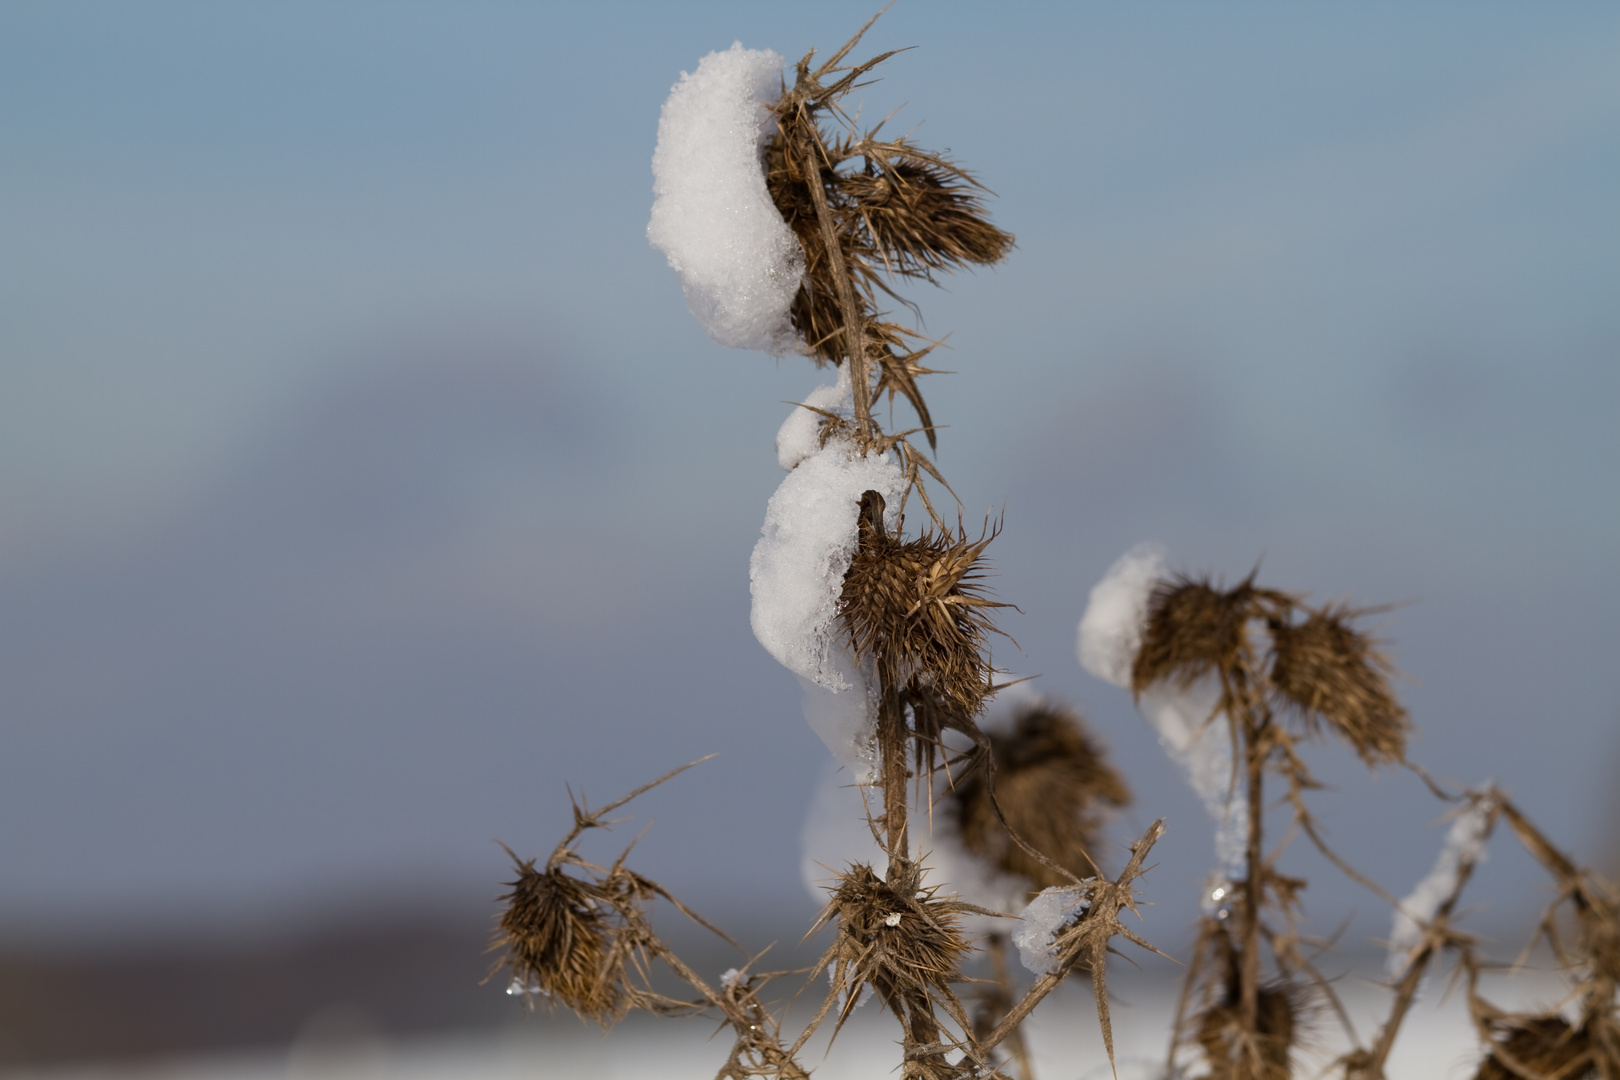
(648, 43, 804, 355)
(752, 379, 903, 781)
(1079, 543, 1248, 885)
(1013, 885, 1093, 975)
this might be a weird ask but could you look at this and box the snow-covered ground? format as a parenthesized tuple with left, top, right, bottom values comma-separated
(5, 962, 1571, 1080)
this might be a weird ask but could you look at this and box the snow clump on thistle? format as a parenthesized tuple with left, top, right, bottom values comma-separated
(1079, 544, 1248, 883)
(648, 43, 804, 355)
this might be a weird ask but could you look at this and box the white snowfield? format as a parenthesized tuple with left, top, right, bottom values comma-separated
(13, 964, 1566, 1080)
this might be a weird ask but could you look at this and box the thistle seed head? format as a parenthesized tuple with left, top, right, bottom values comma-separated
(491, 856, 623, 1024)
(819, 862, 973, 1012)
(1473, 1015, 1594, 1080)
(1267, 605, 1410, 766)
(839, 512, 1005, 717)
(1131, 576, 1259, 696)
(949, 702, 1131, 889)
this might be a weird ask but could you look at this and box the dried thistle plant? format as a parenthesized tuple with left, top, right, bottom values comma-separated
(1119, 568, 1415, 1079)
(838, 489, 1008, 719)
(764, 11, 1012, 513)
(1268, 604, 1409, 767)
(501, 13, 1170, 1080)
(1457, 794, 1620, 1080)
(492, 853, 624, 1023)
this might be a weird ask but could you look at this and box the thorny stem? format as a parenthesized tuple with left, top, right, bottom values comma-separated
(647, 939, 813, 1080)
(796, 128, 873, 441)
(1234, 659, 1267, 1045)
(984, 934, 1036, 1080)
(878, 675, 911, 871)
(1242, 711, 1265, 1037)
(982, 821, 1169, 1058)
(1353, 797, 1498, 1080)
(545, 754, 717, 872)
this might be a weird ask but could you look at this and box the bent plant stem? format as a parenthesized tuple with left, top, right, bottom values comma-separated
(983, 933, 1036, 1080)
(983, 821, 1170, 1070)
(1353, 803, 1497, 1080)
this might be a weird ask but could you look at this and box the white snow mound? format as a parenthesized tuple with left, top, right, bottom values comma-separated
(648, 43, 804, 354)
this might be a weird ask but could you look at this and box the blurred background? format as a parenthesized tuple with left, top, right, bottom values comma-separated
(2, 0, 1617, 1071)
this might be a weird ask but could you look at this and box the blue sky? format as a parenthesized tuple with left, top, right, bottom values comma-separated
(2, 2, 1617, 949)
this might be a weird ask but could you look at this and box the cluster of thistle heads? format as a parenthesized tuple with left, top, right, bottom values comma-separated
(489, 18, 1620, 1080)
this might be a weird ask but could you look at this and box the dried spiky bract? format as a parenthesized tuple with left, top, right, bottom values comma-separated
(1192, 928, 1306, 1080)
(837, 151, 1015, 281)
(1269, 606, 1410, 766)
(1195, 986, 1300, 1080)
(765, 89, 1014, 371)
(951, 702, 1131, 889)
(839, 510, 1006, 716)
(811, 859, 995, 1077)
(1132, 576, 1261, 695)
(819, 863, 973, 1008)
(492, 857, 623, 1024)
(1473, 1015, 1593, 1080)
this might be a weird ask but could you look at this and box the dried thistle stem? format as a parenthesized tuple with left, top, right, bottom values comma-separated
(1350, 795, 1500, 1080)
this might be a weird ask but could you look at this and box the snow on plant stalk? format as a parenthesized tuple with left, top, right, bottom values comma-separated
(1387, 788, 1496, 981)
(1080, 543, 1247, 885)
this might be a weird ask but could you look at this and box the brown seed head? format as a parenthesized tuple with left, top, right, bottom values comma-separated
(839, 511, 1006, 717)
(818, 862, 973, 1013)
(1131, 576, 1261, 696)
(948, 702, 1131, 889)
(1194, 986, 1300, 1080)
(1267, 605, 1410, 767)
(491, 857, 623, 1024)
(1473, 1015, 1593, 1080)
(837, 151, 1014, 282)
(1191, 926, 1311, 1080)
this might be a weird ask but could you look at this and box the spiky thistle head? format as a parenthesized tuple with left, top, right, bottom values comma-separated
(1192, 927, 1308, 1080)
(491, 854, 624, 1025)
(1472, 1015, 1593, 1080)
(815, 861, 975, 1020)
(1131, 575, 1267, 696)
(837, 146, 1014, 282)
(948, 701, 1131, 890)
(1266, 604, 1410, 766)
(838, 498, 1006, 717)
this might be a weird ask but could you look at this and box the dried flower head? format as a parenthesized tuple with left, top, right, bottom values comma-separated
(1267, 605, 1410, 766)
(1195, 985, 1301, 1080)
(812, 858, 989, 1048)
(1188, 926, 1311, 1080)
(949, 702, 1131, 889)
(1131, 575, 1263, 696)
(491, 854, 623, 1024)
(839, 495, 1006, 716)
(837, 150, 1014, 282)
(764, 89, 1013, 372)
(1473, 1015, 1593, 1080)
